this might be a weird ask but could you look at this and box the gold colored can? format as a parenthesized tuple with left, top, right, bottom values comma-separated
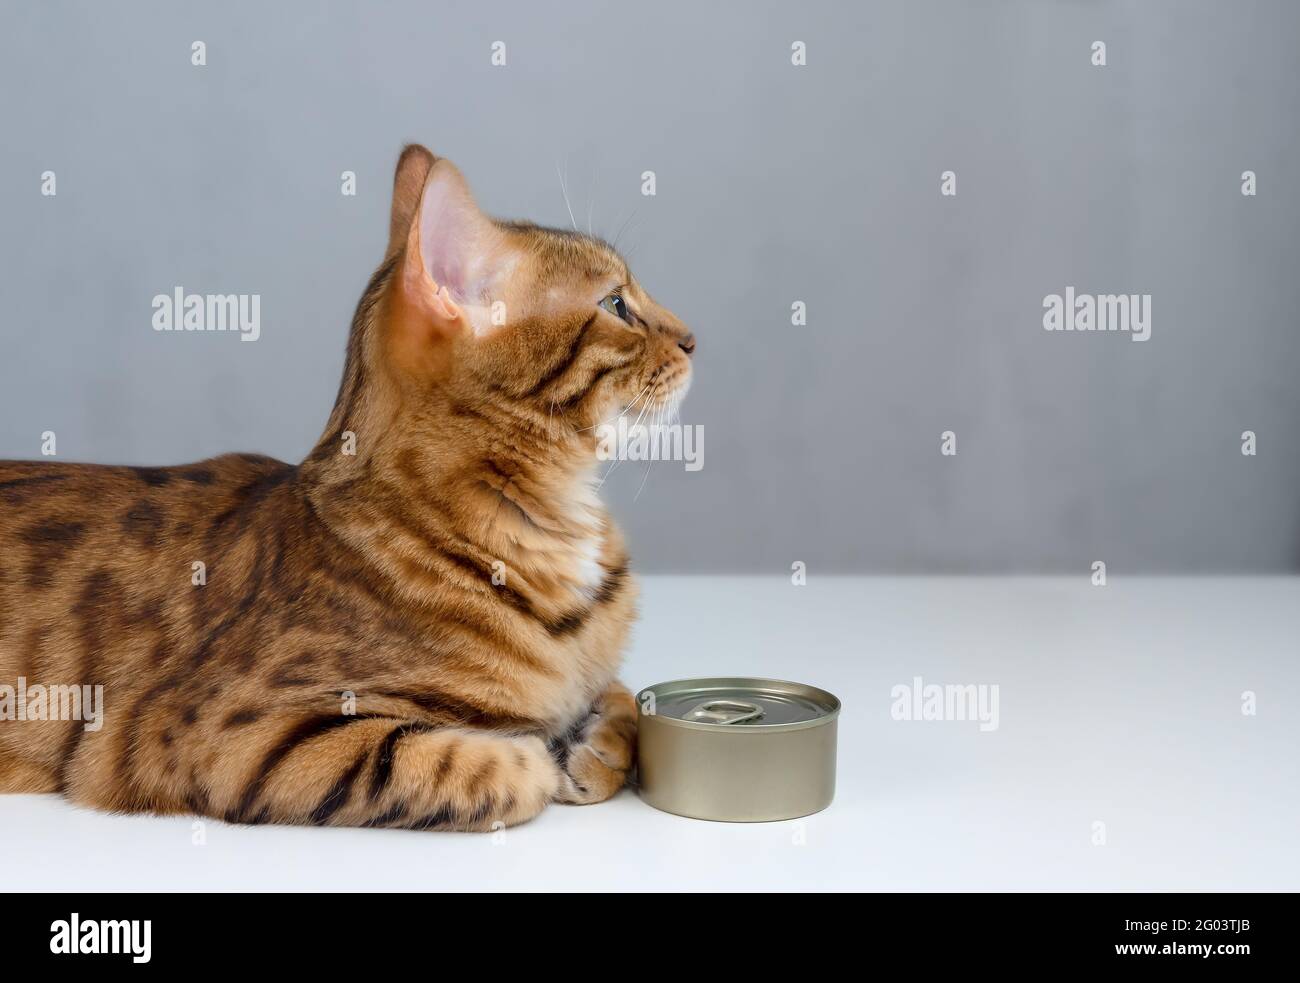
(636, 677, 841, 822)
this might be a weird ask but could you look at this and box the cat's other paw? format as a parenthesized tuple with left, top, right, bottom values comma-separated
(550, 683, 637, 805)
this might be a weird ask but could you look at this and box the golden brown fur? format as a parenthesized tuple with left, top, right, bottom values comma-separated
(0, 144, 694, 830)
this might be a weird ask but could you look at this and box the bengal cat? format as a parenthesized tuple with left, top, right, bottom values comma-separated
(0, 144, 695, 831)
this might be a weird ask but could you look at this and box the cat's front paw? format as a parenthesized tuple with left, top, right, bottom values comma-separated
(550, 683, 637, 805)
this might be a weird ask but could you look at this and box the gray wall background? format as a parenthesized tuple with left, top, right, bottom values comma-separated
(2, 1, 1298, 572)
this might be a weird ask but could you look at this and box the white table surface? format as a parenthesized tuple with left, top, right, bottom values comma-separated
(4, 575, 1297, 892)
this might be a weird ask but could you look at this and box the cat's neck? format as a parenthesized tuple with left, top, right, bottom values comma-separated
(298, 386, 610, 601)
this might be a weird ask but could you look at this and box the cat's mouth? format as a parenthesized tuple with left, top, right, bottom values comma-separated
(642, 363, 692, 414)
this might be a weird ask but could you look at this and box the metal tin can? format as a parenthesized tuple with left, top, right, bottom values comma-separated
(636, 677, 841, 822)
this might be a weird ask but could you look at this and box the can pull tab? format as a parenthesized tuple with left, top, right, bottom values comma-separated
(684, 699, 764, 725)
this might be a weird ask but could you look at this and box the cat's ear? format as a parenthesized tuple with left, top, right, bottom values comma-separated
(386, 144, 436, 260)
(389, 147, 506, 343)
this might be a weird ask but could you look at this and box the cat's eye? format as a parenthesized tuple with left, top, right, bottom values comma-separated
(599, 293, 631, 323)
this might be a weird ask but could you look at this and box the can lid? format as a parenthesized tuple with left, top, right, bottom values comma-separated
(638, 677, 840, 732)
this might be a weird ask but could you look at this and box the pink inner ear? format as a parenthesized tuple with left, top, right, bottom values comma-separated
(418, 170, 481, 301)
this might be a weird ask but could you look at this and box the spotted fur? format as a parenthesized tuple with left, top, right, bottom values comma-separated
(0, 145, 694, 831)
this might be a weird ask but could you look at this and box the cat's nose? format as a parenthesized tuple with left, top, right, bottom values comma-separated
(677, 333, 696, 357)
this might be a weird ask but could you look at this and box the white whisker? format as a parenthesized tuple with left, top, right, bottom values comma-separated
(557, 161, 578, 232)
(611, 208, 638, 250)
(576, 383, 651, 433)
(594, 456, 622, 489)
(633, 404, 661, 502)
(629, 384, 657, 432)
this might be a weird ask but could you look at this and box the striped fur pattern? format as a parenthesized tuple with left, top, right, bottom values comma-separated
(0, 145, 695, 831)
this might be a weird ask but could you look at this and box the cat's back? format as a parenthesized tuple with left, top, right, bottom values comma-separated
(0, 452, 297, 604)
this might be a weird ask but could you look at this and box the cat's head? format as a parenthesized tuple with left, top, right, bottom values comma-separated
(358, 145, 694, 442)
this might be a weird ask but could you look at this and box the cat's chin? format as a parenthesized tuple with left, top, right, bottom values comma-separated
(652, 375, 692, 416)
